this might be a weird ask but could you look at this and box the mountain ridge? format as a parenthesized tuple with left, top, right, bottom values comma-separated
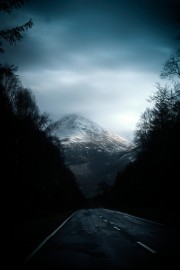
(51, 113, 133, 148)
(50, 114, 135, 197)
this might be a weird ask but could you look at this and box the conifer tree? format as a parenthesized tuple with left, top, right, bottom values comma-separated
(0, 0, 33, 71)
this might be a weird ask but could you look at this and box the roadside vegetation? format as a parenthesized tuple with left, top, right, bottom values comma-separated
(98, 49, 180, 227)
(1, 1, 85, 265)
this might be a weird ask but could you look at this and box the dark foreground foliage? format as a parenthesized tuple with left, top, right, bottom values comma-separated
(0, 67, 85, 222)
(97, 76, 180, 227)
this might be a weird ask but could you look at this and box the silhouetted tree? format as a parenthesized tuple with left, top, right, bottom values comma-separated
(99, 5, 180, 225)
(100, 81, 180, 220)
(0, 0, 26, 13)
(0, 68, 85, 219)
(160, 49, 180, 80)
(0, 0, 33, 53)
(0, 0, 33, 91)
(135, 83, 180, 154)
(15, 88, 39, 120)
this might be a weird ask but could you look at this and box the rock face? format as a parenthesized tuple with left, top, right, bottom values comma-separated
(50, 114, 135, 197)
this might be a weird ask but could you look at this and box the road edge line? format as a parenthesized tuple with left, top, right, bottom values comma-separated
(137, 241, 157, 254)
(23, 210, 78, 265)
(112, 210, 166, 226)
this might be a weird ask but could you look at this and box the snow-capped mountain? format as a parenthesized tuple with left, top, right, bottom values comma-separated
(50, 114, 135, 197)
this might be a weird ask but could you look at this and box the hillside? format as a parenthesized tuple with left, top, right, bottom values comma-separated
(50, 114, 135, 197)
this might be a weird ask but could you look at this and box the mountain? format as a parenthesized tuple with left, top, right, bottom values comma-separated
(50, 114, 135, 197)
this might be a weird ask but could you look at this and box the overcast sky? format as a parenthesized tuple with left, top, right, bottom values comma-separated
(1, 0, 179, 140)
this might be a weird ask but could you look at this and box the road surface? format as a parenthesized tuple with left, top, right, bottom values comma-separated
(24, 208, 180, 269)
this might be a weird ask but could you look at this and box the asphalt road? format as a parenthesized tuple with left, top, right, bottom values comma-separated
(24, 208, 180, 269)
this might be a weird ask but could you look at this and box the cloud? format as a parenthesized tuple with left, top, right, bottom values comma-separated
(1, 0, 179, 140)
(19, 67, 157, 141)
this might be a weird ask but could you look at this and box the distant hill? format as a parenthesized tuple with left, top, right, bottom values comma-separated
(50, 114, 136, 197)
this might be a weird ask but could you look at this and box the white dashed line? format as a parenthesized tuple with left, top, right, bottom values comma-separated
(104, 219, 108, 222)
(137, 242, 157, 254)
(114, 226, 121, 231)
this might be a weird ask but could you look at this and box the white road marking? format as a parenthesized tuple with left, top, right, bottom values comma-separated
(104, 219, 108, 222)
(99, 215, 102, 218)
(137, 241, 157, 254)
(114, 226, 121, 231)
(24, 211, 78, 264)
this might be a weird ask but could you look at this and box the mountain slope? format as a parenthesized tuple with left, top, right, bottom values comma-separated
(50, 114, 135, 197)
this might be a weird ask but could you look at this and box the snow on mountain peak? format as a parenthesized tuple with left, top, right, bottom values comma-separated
(51, 113, 134, 149)
(52, 113, 105, 139)
(49, 113, 135, 197)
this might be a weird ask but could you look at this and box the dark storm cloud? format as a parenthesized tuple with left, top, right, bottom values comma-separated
(1, 0, 179, 140)
(1, 0, 178, 70)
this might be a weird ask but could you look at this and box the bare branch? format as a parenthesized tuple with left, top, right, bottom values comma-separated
(160, 50, 180, 80)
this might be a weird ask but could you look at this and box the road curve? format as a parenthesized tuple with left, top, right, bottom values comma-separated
(24, 208, 180, 269)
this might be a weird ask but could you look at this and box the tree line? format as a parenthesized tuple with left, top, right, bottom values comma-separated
(0, 0, 85, 220)
(98, 50, 180, 225)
